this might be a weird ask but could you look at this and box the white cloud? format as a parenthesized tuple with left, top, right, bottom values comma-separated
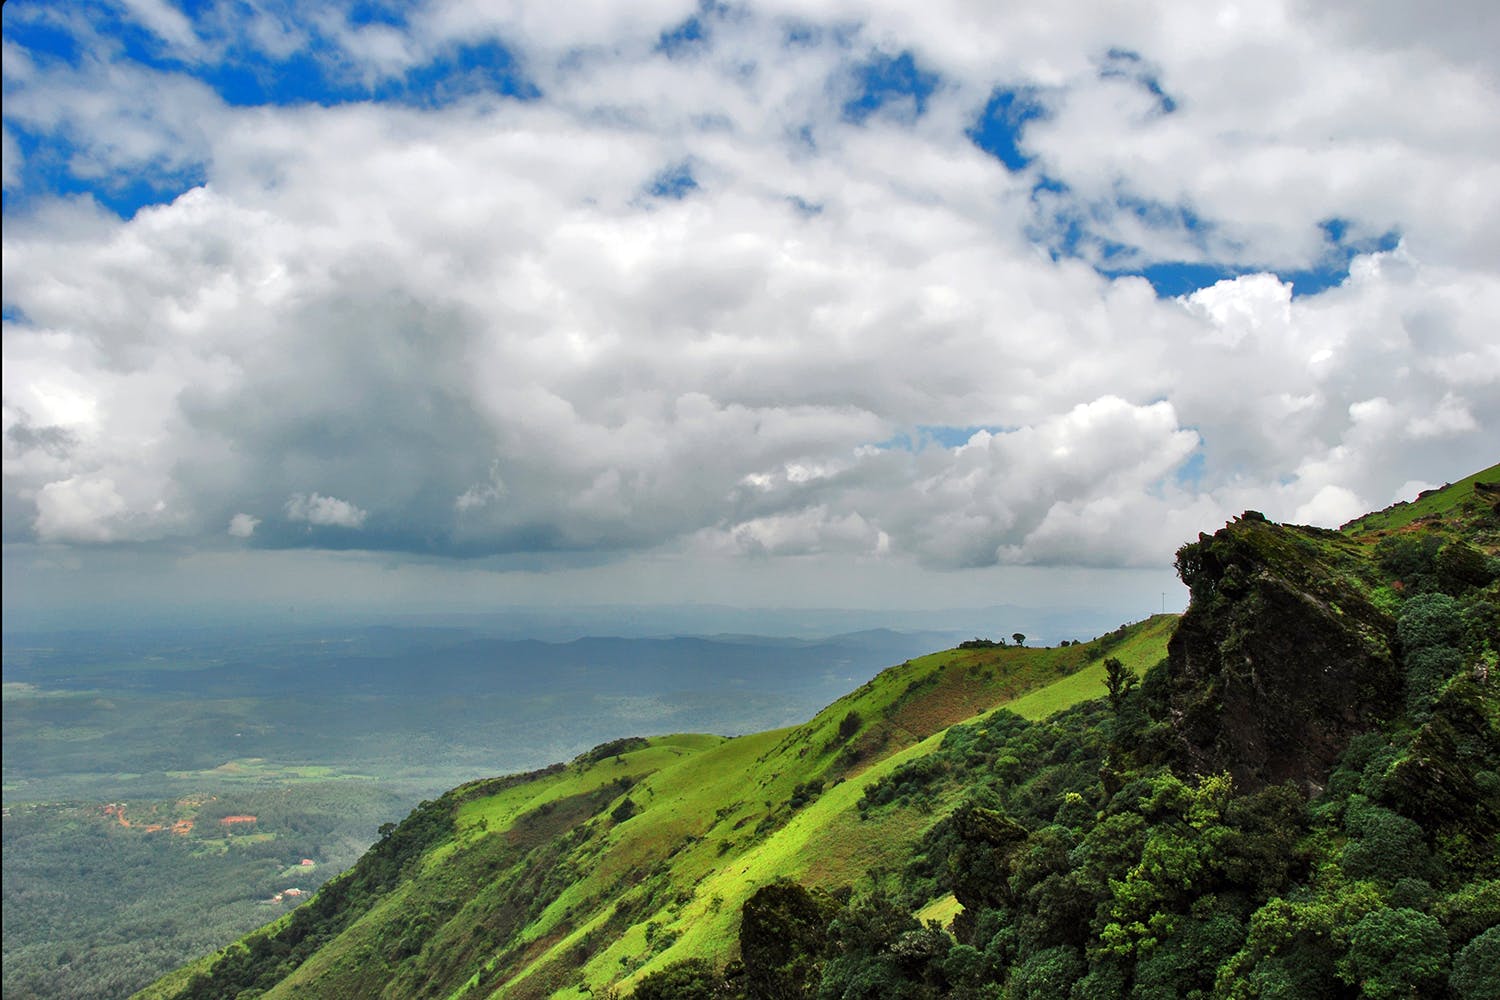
(1391, 479, 1440, 505)
(724, 507, 886, 558)
(1407, 393, 1479, 440)
(285, 493, 368, 530)
(114, 0, 203, 57)
(1294, 485, 1365, 527)
(1, 1, 1496, 595)
(1, 126, 20, 190)
(228, 512, 259, 537)
(1, 52, 223, 196)
(34, 475, 127, 543)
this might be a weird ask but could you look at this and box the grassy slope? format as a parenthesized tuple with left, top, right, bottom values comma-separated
(138, 616, 1175, 1000)
(1004, 615, 1175, 721)
(316, 619, 1173, 999)
(1340, 461, 1500, 536)
(1331, 460, 1500, 617)
(525, 618, 1179, 998)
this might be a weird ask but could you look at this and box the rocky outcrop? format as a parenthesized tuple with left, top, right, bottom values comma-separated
(1165, 514, 1400, 792)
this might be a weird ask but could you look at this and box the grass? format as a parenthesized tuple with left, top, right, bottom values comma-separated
(1006, 615, 1176, 720)
(1340, 462, 1500, 536)
(190, 832, 278, 855)
(915, 893, 962, 928)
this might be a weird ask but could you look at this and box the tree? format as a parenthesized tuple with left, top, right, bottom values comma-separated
(818, 890, 940, 999)
(1375, 533, 1442, 590)
(1012, 633, 1026, 647)
(1434, 541, 1494, 594)
(838, 711, 863, 741)
(1007, 945, 1084, 1000)
(1450, 925, 1500, 1000)
(632, 958, 721, 1000)
(1104, 657, 1137, 711)
(1397, 593, 1464, 651)
(1337, 907, 1449, 1000)
(740, 880, 837, 999)
(1341, 803, 1431, 884)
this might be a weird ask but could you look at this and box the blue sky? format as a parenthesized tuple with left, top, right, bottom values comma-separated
(3, 0, 1497, 622)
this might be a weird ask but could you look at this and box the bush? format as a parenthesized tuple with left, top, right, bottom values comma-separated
(1434, 880, 1500, 949)
(1435, 542, 1495, 593)
(1405, 645, 1463, 717)
(1376, 534, 1441, 589)
(1007, 945, 1084, 1000)
(1397, 593, 1465, 651)
(838, 711, 864, 742)
(1337, 907, 1449, 1000)
(740, 880, 837, 999)
(1342, 802, 1430, 884)
(632, 958, 720, 1000)
(1450, 925, 1500, 1000)
(789, 781, 824, 810)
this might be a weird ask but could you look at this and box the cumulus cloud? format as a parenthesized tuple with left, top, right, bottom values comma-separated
(1293, 485, 1366, 528)
(34, 475, 127, 543)
(285, 493, 368, 530)
(711, 395, 1207, 569)
(1, 0, 1496, 586)
(1, 41, 222, 197)
(228, 512, 259, 538)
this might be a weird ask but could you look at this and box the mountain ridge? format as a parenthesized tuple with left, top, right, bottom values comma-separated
(136, 464, 1500, 1000)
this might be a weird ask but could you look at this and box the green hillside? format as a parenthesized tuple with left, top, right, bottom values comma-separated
(1341, 462, 1500, 537)
(134, 618, 1177, 1000)
(138, 465, 1500, 1000)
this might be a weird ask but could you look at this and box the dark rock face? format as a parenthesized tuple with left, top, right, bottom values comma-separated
(1166, 516, 1401, 792)
(1389, 676, 1500, 840)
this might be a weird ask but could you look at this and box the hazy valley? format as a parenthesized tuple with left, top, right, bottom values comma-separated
(5, 615, 1081, 999)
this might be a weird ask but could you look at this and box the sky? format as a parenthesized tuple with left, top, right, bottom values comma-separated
(2, 0, 1498, 631)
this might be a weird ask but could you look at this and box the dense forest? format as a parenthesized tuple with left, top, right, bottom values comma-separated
(2, 783, 405, 1000)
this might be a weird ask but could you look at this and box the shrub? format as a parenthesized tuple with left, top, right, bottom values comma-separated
(740, 880, 837, 999)
(1435, 541, 1495, 593)
(632, 958, 720, 1000)
(1450, 925, 1500, 1000)
(1341, 802, 1430, 884)
(1397, 593, 1465, 651)
(1007, 945, 1084, 1000)
(789, 781, 824, 810)
(1375, 534, 1441, 589)
(1337, 907, 1449, 1000)
(838, 711, 864, 742)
